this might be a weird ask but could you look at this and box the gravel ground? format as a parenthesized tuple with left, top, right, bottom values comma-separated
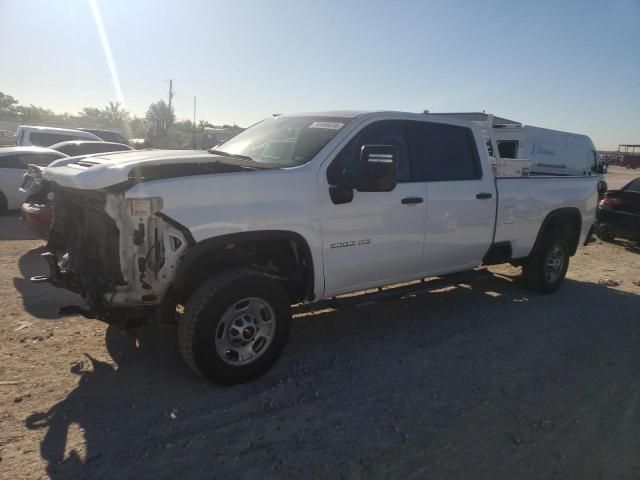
(1, 167, 639, 480)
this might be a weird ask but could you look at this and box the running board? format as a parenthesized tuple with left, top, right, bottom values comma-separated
(295, 269, 491, 314)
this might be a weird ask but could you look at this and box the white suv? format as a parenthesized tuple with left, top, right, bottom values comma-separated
(16, 126, 101, 147)
(0, 147, 67, 213)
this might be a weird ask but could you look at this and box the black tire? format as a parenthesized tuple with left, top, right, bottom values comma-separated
(522, 234, 570, 294)
(178, 267, 291, 385)
(0, 192, 7, 215)
(596, 225, 615, 242)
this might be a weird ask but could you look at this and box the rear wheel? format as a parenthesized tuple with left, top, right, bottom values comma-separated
(178, 267, 291, 385)
(523, 234, 570, 294)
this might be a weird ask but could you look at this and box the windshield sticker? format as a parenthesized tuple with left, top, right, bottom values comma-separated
(309, 121, 344, 130)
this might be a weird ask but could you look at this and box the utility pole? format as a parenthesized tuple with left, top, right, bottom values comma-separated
(193, 96, 197, 150)
(168, 79, 173, 112)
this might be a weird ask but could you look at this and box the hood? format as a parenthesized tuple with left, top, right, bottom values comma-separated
(43, 149, 267, 190)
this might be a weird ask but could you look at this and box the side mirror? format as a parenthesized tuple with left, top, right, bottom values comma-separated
(354, 144, 398, 192)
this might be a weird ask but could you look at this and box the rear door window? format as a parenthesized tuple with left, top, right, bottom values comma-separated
(406, 121, 481, 181)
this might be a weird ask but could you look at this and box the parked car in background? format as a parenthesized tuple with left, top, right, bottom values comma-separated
(48, 140, 132, 157)
(0, 147, 68, 214)
(78, 128, 130, 146)
(596, 177, 640, 242)
(16, 125, 101, 147)
(0, 130, 17, 146)
(20, 144, 132, 237)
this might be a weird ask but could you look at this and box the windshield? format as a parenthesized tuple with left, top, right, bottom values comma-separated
(212, 116, 351, 167)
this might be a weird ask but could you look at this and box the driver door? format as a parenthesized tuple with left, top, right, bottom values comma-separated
(319, 120, 427, 297)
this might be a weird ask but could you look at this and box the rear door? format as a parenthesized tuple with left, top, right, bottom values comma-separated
(406, 120, 497, 273)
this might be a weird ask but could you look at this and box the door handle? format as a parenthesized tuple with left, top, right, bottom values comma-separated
(476, 192, 493, 200)
(401, 196, 424, 205)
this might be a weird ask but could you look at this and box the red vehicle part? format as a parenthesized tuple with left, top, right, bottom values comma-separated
(21, 195, 53, 239)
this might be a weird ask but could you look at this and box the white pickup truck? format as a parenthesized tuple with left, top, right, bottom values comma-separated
(35, 111, 598, 385)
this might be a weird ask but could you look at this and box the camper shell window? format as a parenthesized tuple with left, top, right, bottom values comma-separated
(497, 140, 518, 159)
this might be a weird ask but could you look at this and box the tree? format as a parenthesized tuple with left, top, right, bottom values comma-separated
(0, 92, 19, 117)
(15, 104, 55, 123)
(128, 116, 148, 138)
(79, 107, 106, 126)
(173, 119, 194, 133)
(145, 100, 175, 135)
(78, 101, 129, 128)
(103, 101, 129, 127)
(198, 119, 213, 131)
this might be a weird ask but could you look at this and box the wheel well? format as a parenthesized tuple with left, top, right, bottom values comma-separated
(532, 208, 582, 257)
(170, 231, 315, 305)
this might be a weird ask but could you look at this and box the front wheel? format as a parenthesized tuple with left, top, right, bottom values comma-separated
(178, 267, 291, 385)
(522, 235, 570, 294)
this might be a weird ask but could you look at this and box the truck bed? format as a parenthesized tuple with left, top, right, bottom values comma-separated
(494, 176, 598, 259)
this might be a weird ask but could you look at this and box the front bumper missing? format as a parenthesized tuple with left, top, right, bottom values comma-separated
(30, 251, 155, 327)
(30, 252, 82, 292)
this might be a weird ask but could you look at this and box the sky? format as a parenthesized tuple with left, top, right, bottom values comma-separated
(0, 0, 638, 149)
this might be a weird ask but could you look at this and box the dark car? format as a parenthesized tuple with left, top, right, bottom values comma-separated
(596, 177, 640, 242)
(77, 128, 131, 146)
(48, 140, 132, 157)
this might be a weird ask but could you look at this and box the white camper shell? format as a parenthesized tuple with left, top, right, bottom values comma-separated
(430, 113, 601, 178)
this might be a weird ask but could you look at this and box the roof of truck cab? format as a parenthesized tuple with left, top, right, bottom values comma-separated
(281, 110, 369, 118)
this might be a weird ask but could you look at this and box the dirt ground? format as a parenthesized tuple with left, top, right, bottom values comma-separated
(1, 167, 639, 480)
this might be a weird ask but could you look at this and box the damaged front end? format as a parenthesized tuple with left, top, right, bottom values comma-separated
(33, 184, 190, 325)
